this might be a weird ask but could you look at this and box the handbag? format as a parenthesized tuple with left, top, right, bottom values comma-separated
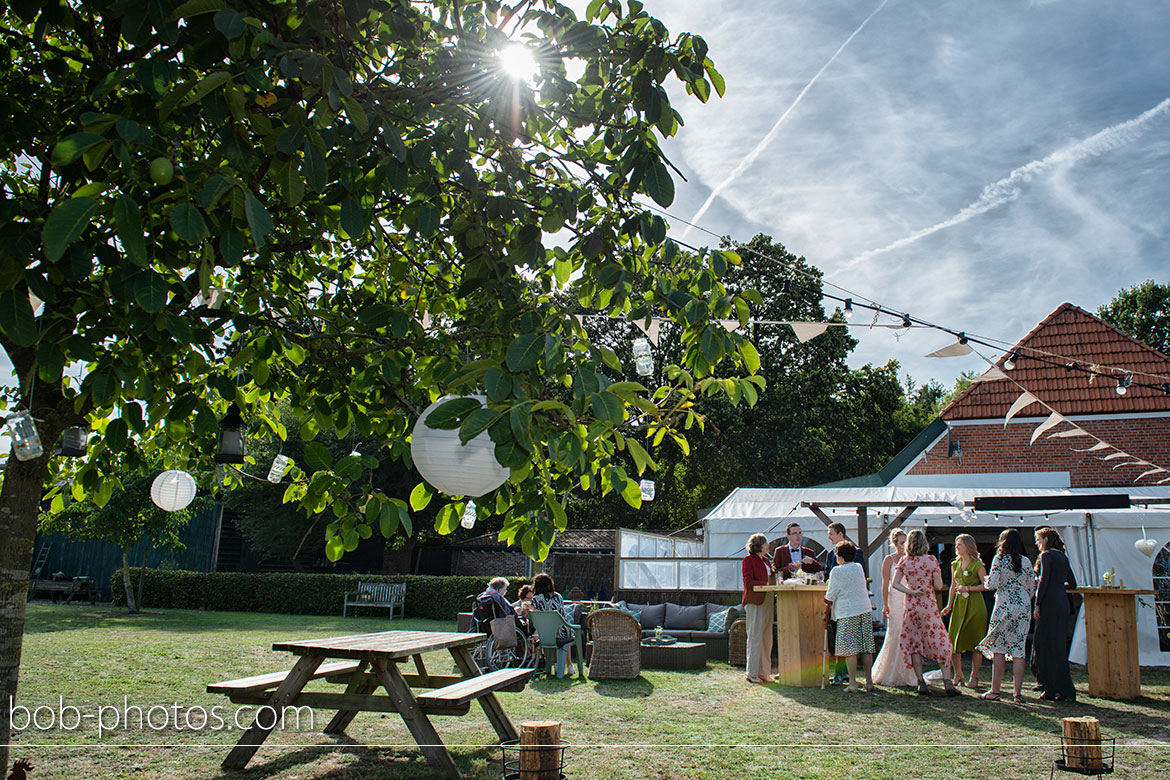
(490, 614, 518, 648)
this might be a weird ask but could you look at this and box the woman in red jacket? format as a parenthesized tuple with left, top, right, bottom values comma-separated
(742, 533, 775, 683)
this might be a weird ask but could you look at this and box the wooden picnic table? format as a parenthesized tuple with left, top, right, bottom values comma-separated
(209, 629, 534, 779)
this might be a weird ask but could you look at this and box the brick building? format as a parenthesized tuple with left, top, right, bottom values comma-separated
(452, 529, 617, 598)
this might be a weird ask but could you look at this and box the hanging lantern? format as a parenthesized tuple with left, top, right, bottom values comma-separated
(639, 479, 655, 501)
(215, 403, 246, 464)
(632, 338, 654, 377)
(58, 426, 88, 457)
(1135, 525, 1158, 557)
(267, 454, 291, 483)
(461, 500, 477, 529)
(410, 395, 509, 497)
(150, 470, 196, 512)
(7, 411, 43, 461)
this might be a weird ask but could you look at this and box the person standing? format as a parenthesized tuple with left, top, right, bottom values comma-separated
(872, 529, 916, 686)
(941, 533, 989, 688)
(741, 533, 775, 684)
(891, 529, 960, 696)
(823, 522, 866, 684)
(824, 541, 876, 692)
(1032, 527, 1078, 701)
(772, 522, 824, 580)
(976, 529, 1036, 703)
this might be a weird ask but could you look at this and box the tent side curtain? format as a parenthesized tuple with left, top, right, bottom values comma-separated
(615, 528, 735, 590)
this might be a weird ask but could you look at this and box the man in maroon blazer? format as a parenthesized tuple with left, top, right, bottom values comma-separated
(772, 522, 824, 580)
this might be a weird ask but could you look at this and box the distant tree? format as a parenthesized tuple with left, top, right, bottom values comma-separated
(1098, 281, 1170, 354)
(39, 472, 202, 612)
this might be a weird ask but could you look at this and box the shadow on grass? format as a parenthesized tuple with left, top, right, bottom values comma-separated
(587, 677, 655, 698)
(210, 734, 499, 779)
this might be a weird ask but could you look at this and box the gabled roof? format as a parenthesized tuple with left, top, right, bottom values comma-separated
(940, 303, 1170, 420)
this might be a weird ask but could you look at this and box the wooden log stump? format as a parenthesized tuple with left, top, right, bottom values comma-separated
(518, 720, 561, 780)
(1061, 717, 1103, 770)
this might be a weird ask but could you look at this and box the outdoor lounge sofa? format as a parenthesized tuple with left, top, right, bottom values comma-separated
(612, 600, 743, 660)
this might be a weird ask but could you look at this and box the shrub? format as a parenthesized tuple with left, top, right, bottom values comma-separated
(110, 569, 531, 620)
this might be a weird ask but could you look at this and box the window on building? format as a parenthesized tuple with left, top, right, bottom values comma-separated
(1155, 542, 1170, 652)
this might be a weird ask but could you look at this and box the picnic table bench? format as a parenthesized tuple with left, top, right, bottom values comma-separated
(208, 629, 534, 779)
(27, 577, 96, 605)
(343, 581, 405, 618)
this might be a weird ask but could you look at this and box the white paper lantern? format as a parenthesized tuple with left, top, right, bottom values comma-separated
(639, 479, 655, 501)
(267, 455, 291, 483)
(461, 500, 477, 529)
(632, 338, 654, 376)
(411, 395, 509, 497)
(151, 470, 196, 512)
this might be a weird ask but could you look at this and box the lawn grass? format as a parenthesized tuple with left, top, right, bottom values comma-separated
(11, 604, 1170, 779)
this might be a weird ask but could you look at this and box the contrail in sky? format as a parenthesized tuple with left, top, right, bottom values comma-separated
(680, 0, 891, 240)
(843, 95, 1170, 270)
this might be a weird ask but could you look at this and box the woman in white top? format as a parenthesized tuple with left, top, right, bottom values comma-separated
(872, 529, 916, 686)
(824, 540, 875, 692)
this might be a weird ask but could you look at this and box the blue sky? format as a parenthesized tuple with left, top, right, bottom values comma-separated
(642, 0, 1170, 386)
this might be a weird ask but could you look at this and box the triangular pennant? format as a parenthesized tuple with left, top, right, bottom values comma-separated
(1101, 452, 1130, 461)
(926, 341, 974, 358)
(1004, 392, 1040, 426)
(1073, 441, 1111, 453)
(421, 311, 431, 330)
(1112, 460, 1142, 469)
(975, 366, 1008, 382)
(790, 322, 830, 343)
(719, 319, 739, 332)
(1136, 467, 1167, 481)
(1158, 475, 1170, 484)
(1030, 412, 1064, 444)
(1048, 427, 1092, 439)
(646, 319, 661, 346)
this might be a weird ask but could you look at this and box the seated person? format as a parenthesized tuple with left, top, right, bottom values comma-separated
(477, 576, 516, 619)
(512, 584, 534, 618)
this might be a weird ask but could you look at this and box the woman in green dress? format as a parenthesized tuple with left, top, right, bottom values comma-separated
(941, 534, 989, 688)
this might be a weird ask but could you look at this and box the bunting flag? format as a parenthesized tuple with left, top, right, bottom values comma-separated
(1101, 452, 1131, 461)
(1136, 467, 1167, 481)
(1048, 428, 1092, 439)
(1030, 412, 1064, 444)
(975, 366, 1008, 382)
(421, 311, 431, 329)
(1073, 441, 1112, 453)
(719, 319, 740, 332)
(926, 340, 974, 358)
(1004, 392, 1039, 426)
(790, 322, 830, 343)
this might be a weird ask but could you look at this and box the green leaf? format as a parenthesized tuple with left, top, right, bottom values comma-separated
(104, 418, 129, 452)
(484, 367, 511, 402)
(304, 441, 332, 472)
(644, 160, 675, 207)
(590, 391, 624, 425)
(700, 327, 724, 364)
(546, 496, 568, 532)
(219, 230, 244, 265)
(341, 97, 368, 134)
(415, 204, 440, 236)
(381, 125, 408, 161)
(0, 289, 36, 347)
(494, 439, 529, 469)
(197, 175, 235, 208)
(626, 438, 656, 475)
(303, 141, 327, 192)
(505, 333, 543, 372)
(325, 536, 345, 561)
(378, 504, 398, 537)
(184, 71, 232, 105)
(244, 192, 273, 246)
(509, 404, 533, 451)
(409, 481, 433, 511)
(434, 502, 461, 535)
(170, 0, 225, 20)
(169, 203, 208, 243)
(620, 476, 643, 508)
(460, 408, 502, 443)
(340, 197, 366, 240)
(213, 8, 245, 39)
(42, 197, 99, 261)
(605, 381, 648, 401)
(134, 269, 168, 312)
(279, 160, 305, 207)
(51, 133, 104, 168)
(424, 397, 481, 429)
(276, 125, 306, 155)
(739, 340, 760, 374)
(357, 303, 393, 327)
(113, 195, 147, 265)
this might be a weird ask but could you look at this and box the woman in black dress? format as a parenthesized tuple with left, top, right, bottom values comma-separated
(1032, 527, 1077, 701)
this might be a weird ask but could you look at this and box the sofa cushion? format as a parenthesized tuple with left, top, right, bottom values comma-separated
(704, 602, 728, 618)
(706, 607, 733, 633)
(665, 602, 707, 630)
(625, 602, 665, 629)
(689, 631, 728, 641)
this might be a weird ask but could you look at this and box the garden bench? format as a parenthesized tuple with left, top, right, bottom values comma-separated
(343, 581, 405, 618)
(415, 667, 535, 714)
(207, 661, 363, 696)
(27, 577, 96, 605)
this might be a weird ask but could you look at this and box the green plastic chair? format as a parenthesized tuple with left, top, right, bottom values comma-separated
(528, 609, 585, 678)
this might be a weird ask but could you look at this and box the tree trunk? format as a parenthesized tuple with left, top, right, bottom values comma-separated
(122, 549, 139, 614)
(136, 540, 148, 611)
(0, 443, 56, 771)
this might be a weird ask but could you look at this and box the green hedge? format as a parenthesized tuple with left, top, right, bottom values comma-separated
(110, 569, 531, 621)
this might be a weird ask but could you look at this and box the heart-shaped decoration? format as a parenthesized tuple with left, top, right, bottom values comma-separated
(1135, 538, 1158, 557)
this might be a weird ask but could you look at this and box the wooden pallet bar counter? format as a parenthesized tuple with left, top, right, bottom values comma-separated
(755, 583, 828, 687)
(1069, 587, 1155, 700)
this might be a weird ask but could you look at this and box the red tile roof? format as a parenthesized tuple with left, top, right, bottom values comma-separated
(940, 303, 1170, 420)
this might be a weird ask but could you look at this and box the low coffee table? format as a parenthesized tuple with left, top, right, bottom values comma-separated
(640, 641, 706, 670)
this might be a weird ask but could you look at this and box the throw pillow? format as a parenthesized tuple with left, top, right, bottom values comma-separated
(706, 607, 732, 633)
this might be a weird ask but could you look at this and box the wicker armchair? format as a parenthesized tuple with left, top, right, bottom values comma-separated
(585, 608, 641, 679)
(728, 618, 747, 667)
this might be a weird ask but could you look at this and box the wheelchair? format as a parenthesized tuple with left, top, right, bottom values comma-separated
(467, 593, 535, 672)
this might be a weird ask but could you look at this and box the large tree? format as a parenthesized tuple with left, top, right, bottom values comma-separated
(1098, 280, 1170, 354)
(0, 0, 759, 761)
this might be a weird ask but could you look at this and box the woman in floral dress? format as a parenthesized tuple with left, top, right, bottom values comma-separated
(891, 529, 960, 696)
(976, 529, 1035, 703)
(872, 529, 917, 686)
